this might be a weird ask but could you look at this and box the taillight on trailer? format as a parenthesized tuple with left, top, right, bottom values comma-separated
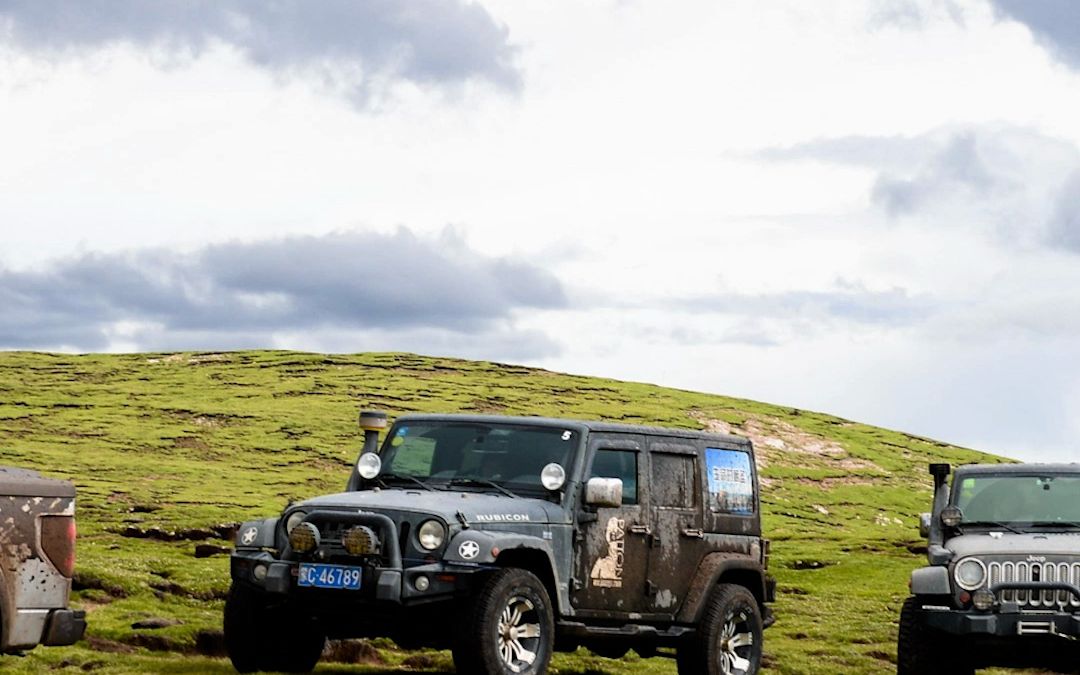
(41, 515, 76, 578)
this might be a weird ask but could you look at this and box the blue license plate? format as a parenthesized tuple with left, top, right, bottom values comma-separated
(298, 563, 362, 590)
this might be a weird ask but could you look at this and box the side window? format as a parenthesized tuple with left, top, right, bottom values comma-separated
(705, 448, 755, 514)
(589, 449, 638, 505)
(651, 453, 696, 508)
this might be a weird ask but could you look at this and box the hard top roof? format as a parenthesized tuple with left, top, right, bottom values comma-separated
(0, 465, 76, 497)
(955, 463, 1080, 476)
(393, 413, 751, 448)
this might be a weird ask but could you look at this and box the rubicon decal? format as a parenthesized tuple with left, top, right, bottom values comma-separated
(474, 513, 531, 522)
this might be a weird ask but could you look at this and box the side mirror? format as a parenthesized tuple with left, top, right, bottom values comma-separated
(585, 477, 623, 508)
(919, 513, 931, 538)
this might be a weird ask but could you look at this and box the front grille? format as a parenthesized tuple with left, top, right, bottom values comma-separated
(987, 560, 1080, 607)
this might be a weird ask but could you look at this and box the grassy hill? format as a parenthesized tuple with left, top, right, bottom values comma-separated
(0, 350, 1006, 674)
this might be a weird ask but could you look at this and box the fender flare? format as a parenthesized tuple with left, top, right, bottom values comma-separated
(676, 553, 766, 623)
(445, 530, 565, 611)
(910, 566, 951, 596)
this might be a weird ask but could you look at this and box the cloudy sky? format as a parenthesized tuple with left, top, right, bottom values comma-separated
(2, 0, 1080, 461)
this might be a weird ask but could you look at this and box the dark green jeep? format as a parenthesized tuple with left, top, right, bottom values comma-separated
(226, 410, 775, 674)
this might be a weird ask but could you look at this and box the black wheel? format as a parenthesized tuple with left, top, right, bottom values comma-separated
(453, 568, 554, 675)
(896, 596, 969, 675)
(677, 584, 763, 675)
(224, 582, 325, 673)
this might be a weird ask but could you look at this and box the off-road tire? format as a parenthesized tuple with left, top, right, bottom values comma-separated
(896, 596, 971, 675)
(677, 583, 763, 675)
(224, 583, 325, 673)
(453, 568, 554, 675)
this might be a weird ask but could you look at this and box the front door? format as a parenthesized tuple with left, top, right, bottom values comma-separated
(571, 433, 651, 614)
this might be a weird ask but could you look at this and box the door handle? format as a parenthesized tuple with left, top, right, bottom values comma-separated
(629, 524, 651, 535)
(681, 528, 704, 539)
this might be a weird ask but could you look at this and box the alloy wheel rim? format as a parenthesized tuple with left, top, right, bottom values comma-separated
(718, 609, 755, 675)
(496, 595, 542, 673)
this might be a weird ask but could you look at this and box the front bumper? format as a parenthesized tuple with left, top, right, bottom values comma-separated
(230, 552, 481, 606)
(924, 606, 1080, 637)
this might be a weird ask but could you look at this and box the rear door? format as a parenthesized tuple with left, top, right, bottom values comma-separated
(645, 439, 705, 614)
(572, 433, 651, 614)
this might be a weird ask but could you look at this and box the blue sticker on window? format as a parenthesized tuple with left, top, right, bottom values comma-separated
(706, 448, 754, 514)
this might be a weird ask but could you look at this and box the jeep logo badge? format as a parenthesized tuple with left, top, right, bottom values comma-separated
(1027, 555, 1047, 563)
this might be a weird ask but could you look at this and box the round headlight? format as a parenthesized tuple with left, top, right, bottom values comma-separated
(357, 452, 382, 480)
(941, 505, 963, 528)
(541, 463, 567, 490)
(285, 511, 307, 534)
(290, 522, 320, 553)
(417, 520, 445, 551)
(955, 558, 986, 591)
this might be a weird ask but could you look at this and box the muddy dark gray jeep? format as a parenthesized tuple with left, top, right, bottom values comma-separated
(226, 411, 775, 674)
(899, 463, 1080, 674)
(0, 467, 85, 654)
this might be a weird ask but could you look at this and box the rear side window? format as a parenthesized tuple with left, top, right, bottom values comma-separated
(651, 453, 697, 508)
(705, 448, 754, 514)
(589, 449, 638, 505)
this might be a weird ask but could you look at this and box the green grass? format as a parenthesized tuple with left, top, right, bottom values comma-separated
(0, 350, 1027, 673)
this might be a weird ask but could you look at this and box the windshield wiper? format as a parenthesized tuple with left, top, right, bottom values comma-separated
(448, 477, 518, 499)
(1029, 521, 1080, 530)
(377, 473, 434, 491)
(960, 520, 1023, 534)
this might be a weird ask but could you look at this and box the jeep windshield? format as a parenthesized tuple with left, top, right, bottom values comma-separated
(953, 473, 1080, 528)
(377, 421, 579, 498)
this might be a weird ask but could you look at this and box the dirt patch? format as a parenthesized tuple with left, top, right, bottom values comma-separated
(688, 411, 884, 473)
(118, 523, 237, 542)
(172, 436, 209, 450)
(149, 579, 226, 601)
(789, 476, 877, 488)
(785, 559, 836, 570)
(84, 636, 136, 654)
(400, 653, 448, 669)
(323, 639, 386, 664)
(124, 633, 181, 652)
(131, 617, 182, 630)
(194, 543, 231, 558)
(72, 572, 128, 599)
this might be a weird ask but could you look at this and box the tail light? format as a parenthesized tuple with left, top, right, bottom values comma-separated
(40, 516, 77, 578)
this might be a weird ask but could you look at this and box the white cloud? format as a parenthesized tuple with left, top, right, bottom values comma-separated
(2, 0, 1080, 461)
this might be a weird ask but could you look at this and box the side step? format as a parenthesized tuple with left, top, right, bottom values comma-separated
(557, 621, 695, 640)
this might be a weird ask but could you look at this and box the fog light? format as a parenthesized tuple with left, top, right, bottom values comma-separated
(342, 526, 379, 555)
(414, 575, 430, 592)
(973, 588, 995, 611)
(290, 522, 320, 553)
(253, 564, 268, 582)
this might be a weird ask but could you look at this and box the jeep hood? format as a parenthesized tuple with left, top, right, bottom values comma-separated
(297, 489, 564, 525)
(948, 532, 1080, 558)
